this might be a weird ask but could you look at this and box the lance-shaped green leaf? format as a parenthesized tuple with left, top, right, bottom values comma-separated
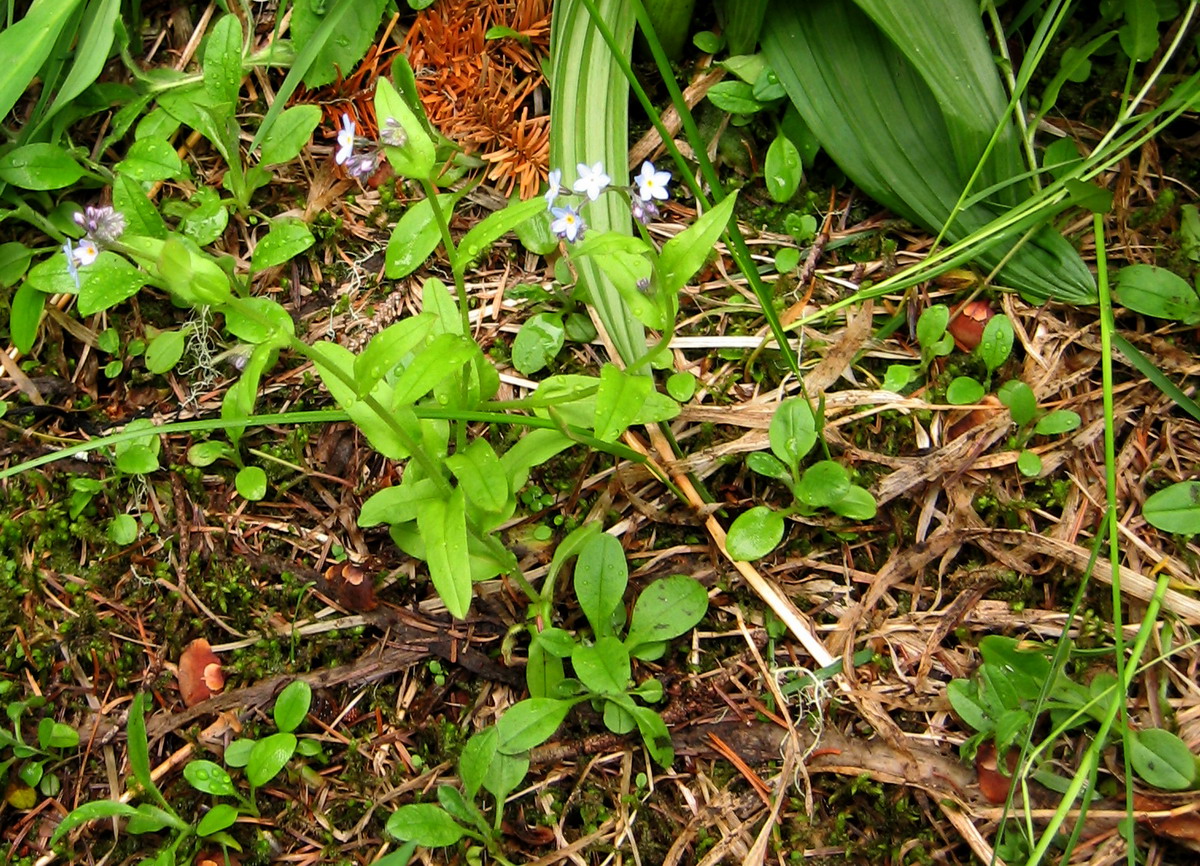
(416, 488, 472, 618)
(375, 77, 435, 181)
(659, 191, 738, 294)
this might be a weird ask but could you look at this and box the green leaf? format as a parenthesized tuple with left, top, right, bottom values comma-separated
(630, 704, 674, 766)
(385, 193, 460, 278)
(998, 379, 1037, 427)
(796, 460, 851, 508)
(1118, 0, 1160, 61)
(224, 738, 255, 768)
(764, 132, 802, 202)
(126, 693, 166, 806)
(246, 731, 297, 788)
(768, 397, 817, 468)
(1114, 264, 1200, 324)
(290, 0, 389, 89)
(459, 728, 498, 799)
(512, 313, 565, 375)
(1129, 728, 1196, 791)
(77, 254, 150, 316)
(693, 30, 725, 53)
(946, 376, 985, 405)
(251, 219, 314, 272)
(196, 802, 239, 837)
(747, 451, 790, 481)
(178, 187, 228, 246)
(775, 246, 800, 273)
(881, 364, 915, 393)
(259, 105, 322, 166)
(353, 314, 437, 390)
(125, 803, 186, 834)
(235, 465, 267, 501)
(10, 281, 45, 354)
(625, 575, 709, 653)
(1017, 450, 1042, 477)
(446, 439, 508, 515)
(416, 488, 472, 619)
(41, 0, 121, 129)
(222, 296, 295, 345)
(203, 14, 244, 112)
(1143, 482, 1200, 535)
(829, 485, 877, 520)
(107, 513, 138, 545)
(113, 174, 168, 239)
(145, 329, 186, 374)
(457, 197, 548, 274)
(496, 698, 574, 754)
(115, 137, 184, 182)
(666, 371, 697, 402)
(273, 680, 312, 734)
(385, 803, 466, 847)
(573, 532, 628, 639)
(374, 76, 436, 180)
(391, 333, 474, 406)
(0, 0, 87, 125)
(0, 243, 33, 287)
(50, 800, 141, 846)
(593, 363, 656, 442)
(977, 314, 1015, 373)
(1034, 410, 1081, 436)
(37, 718, 78, 750)
(917, 304, 950, 351)
(707, 80, 768, 114)
(726, 506, 784, 561)
(947, 679, 992, 733)
(571, 636, 630, 695)
(183, 760, 235, 796)
(358, 478, 440, 527)
(0, 143, 84, 190)
(659, 192, 738, 294)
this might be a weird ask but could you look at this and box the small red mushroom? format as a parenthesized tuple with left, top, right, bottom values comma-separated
(975, 741, 1018, 804)
(324, 563, 377, 612)
(948, 300, 995, 351)
(178, 639, 225, 707)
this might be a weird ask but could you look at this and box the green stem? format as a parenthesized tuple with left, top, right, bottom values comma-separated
(420, 177, 471, 337)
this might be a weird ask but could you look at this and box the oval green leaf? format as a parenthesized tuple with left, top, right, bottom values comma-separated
(726, 506, 785, 561)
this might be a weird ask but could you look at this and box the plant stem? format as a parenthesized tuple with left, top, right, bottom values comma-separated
(420, 177, 471, 337)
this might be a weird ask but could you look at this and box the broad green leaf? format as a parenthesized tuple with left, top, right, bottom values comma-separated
(593, 363, 651, 442)
(177, 186, 228, 246)
(796, 460, 851, 508)
(747, 451, 790, 481)
(224, 738, 255, 768)
(108, 513, 138, 545)
(1114, 264, 1200, 324)
(0, 243, 33, 287)
(436, 785, 487, 834)
(113, 174, 168, 238)
(1143, 482, 1200, 535)
(222, 296, 295, 345)
(768, 397, 817, 468)
(77, 254, 149, 316)
(1034, 410, 1081, 436)
(625, 576, 708, 652)
(391, 333, 474, 406)
(125, 803, 185, 834)
(251, 219, 314, 271)
(385, 803, 466, 847)
(571, 636, 630, 695)
(290, 0, 389, 89)
(11, 282, 45, 354)
(998, 380, 1037, 426)
(145, 329, 186, 374)
(574, 532, 628, 638)
(236, 465, 267, 501)
(512, 313, 565, 375)
(499, 428, 573, 491)
(115, 137, 184, 182)
(1017, 450, 1042, 477)
(0, 143, 84, 190)
(353, 314, 437, 390)
(386, 193, 460, 278)
(726, 506, 784, 561)
(604, 700, 636, 734)
(459, 728, 498, 799)
(273, 680, 312, 734)
(415, 488, 472, 619)
(374, 76, 435, 180)
(259, 105, 322, 166)
(666, 371, 697, 402)
(630, 704, 674, 766)
(977, 314, 1015, 373)
(946, 376, 986, 405)
(196, 802, 239, 837)
(947, 679, 992, 732)
(482, 750, 530, 802)
(764, 132, 802, 202)
(0, 0, 87, 124)
(457, 197, 548, 274)
(41, 0, 121, 128)
(496, 698, 574, 753)
(917, 304, 950, 351)
(1129, 728, 1196, 791)
(37, 718, 79, 750)
(246, 732, 297, 787)
(829, 485, 877, 520)
(203, 14, 244, 112)
(659, 192, 739, 294)
(310, 341, 415, 460)
(1118, 0, 1160, 61)
(358, 478, 440, 527)
(446, 439, 508, 514)
(183, 760, 235, 796)
(527, 638, 566, 700)
(707, 80, 768, 114)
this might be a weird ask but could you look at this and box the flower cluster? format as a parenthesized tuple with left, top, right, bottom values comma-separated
(63, 205, 126, 288)
(543, 160, 672, 245)
(333, 112, 379, 182)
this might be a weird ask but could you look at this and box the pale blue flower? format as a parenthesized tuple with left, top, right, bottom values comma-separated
(73, 205, 126, 244)
(72, 238, 99, 266)
(336, 113, 356, 165)
(544, 168, 562, 210)
(572, 161, 610, 201)
(635, 160, 671, 201)
(631, 196, 659, 225)
(550, 205, 586, 243)
(63, 241, 80, 289)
